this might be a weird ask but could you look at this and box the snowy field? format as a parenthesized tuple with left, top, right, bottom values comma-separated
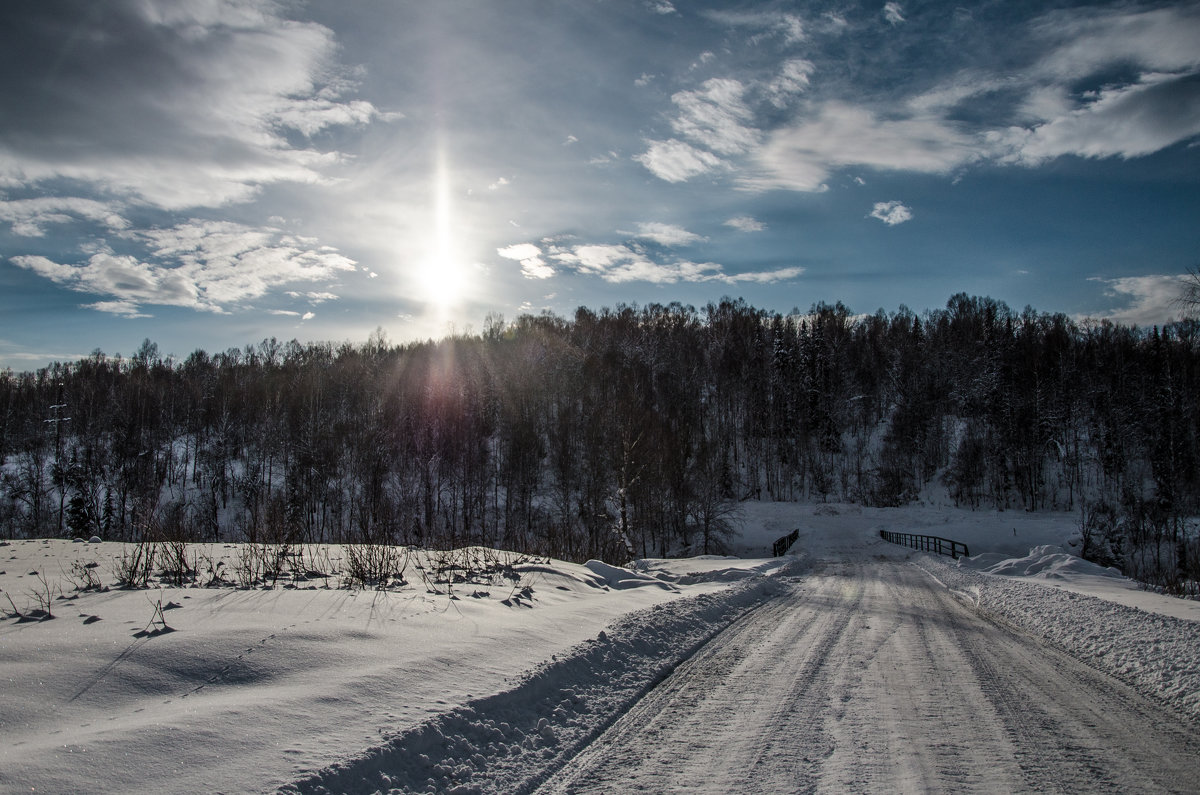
(2, 502, 1197, 793)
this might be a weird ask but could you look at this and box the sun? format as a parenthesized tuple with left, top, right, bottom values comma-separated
(418, 252, 465, 310)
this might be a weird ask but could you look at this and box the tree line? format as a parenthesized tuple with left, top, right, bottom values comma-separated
(1, 294, 1197, 589)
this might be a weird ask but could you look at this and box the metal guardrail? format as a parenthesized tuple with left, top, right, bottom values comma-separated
(879, 529, 969, 559)
(773, 529, 799, 557)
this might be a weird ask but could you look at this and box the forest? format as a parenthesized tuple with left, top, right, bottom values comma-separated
(1, 294, 1198, 592)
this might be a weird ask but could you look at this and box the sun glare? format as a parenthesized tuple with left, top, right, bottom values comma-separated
(419, 148, 465, 313)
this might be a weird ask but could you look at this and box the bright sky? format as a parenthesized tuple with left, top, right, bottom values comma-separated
(2, 0, 1199, 370)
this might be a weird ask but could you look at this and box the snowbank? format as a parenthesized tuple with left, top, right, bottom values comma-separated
(918, 554, 1200, 722)
(284, 569, 790, 794)
(0, 539, 782, 793)
(582, 559, 677, 590)
(959, 544, 1124, 580)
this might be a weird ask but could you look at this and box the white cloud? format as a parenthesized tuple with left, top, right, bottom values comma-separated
(766, 59, 816, 108)
(915, 7, 1200, 168)
(489, 177, 511, 190)
(634, 222, 704, 246)
(636, 79, 761, 182)
(272, 99, 382, 137)
(268, 309, 301, 316)
(722, 266, 804, 284)
(1006, 7, 1200, 164)
(705, 11, 805, 45)
(669, 79, 760, 155)
(81, 300, 151, 318)
(283, 290, 340, 304)
(0, 1, 390, 210)
(497, 243, 542, 261)
(302, 311, 315, 321)
(1087, 275, 1189, 327)
(1033, 6, 1200, 81)
(589, 151, 621, 165)
(521, 260, 555, 280)
(11, 220, 356, 315)
(14, 252, 202, 309)
(635, 139, 724, 182)
(498, 243, 555, 280)
(689, 5, 1200, 194)
(724, 216, 765, 232)
(744, 104, 977, 191)
(546, 243, 799, 285)
(870, 201, 913, 226)
(649, 1, 676, 15)
(989, 73, 1200, 165)
(0, 198, 130, 237)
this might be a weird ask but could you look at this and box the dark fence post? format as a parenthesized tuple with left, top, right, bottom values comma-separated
(773, 529, 800, 557)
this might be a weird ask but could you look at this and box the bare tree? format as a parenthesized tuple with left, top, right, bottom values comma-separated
(1175, 265, 1200, 318)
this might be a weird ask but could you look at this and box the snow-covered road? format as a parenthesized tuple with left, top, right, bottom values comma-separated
(537, 558, 1200, 794)
(5, 506, 1198, 793)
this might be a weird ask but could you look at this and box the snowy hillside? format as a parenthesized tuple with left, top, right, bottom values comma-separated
(2, 503, 1197, 793)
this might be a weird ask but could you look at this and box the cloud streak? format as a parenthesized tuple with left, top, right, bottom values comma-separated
(637, 5, 1200, 193)
(0, 198, 130, 237)
(724, 216, 765, 232)
(633, 223, 704, 246)
(0, 0, 393, 210)
(11, 221, 355, 315)
(745, 105, 977, 191)
(499, 240, 801, 286)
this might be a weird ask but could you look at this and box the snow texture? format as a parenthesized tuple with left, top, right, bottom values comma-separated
(2, 502, 1197, 793)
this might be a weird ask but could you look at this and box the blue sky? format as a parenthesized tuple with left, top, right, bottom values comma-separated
(2, 0, 1199, 370)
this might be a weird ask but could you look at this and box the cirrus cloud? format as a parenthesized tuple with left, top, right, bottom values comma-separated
(501, 240, 802, 286)
(744, 104, 977, 192)
(0, 198, 130, 237)
(724, 216, 765, 232)
(635, 139, 724, 183)
(644, 4, 1200, 196)
(0, 0, 394, 211)
(11, 220, 356, 315)
(633, 222, 705, 246)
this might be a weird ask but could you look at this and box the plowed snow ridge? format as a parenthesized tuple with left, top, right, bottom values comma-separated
(283, 567, 792, 794)
(286, 544, 1200, 794)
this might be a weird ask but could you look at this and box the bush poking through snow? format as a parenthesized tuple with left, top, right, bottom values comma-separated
(111, 541, 159, 589)
(63, 559, 103, 592)
(233, 542, 289, 588)
(343, 543, 409, 589)
(20, 570, 56, 621)
(158, 538, 198, 587)
(2, 590, 22, 620)
(417, 547, 540, 597)
(132, 592, 174, 638)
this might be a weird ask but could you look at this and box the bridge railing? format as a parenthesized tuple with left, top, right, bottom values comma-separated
(879, 529, 969, 559)
(772, 529, 799, 557)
